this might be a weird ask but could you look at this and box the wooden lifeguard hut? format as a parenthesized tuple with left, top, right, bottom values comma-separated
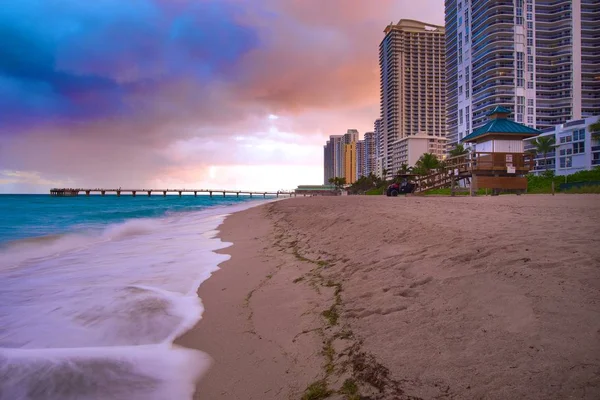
(461, 106, 540, 195)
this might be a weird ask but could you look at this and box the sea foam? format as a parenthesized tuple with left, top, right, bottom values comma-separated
(0, 200, 269, 400)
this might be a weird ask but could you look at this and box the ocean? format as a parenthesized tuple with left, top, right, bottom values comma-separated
(0, 194, 272, 400)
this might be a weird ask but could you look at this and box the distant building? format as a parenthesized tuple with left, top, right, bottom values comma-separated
(356, 140, 365, 179)
(343, 129, 359, 144)
(374, 118, 384, 177)
(390, 133, 448, 172)
(344, 142, 357, 184)
(379, 19, 446, 177)
(323, 131, 360, 184)
(524, 116, 600, 176)
(323, 139, 334, 184)
(295, 185, 338, 196)
(445, 0, 600, 151)
(363, 132, 376, 177)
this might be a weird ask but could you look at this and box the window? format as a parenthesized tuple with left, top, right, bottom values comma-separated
(458, 16, 463, 26)
(528, 99, 534, 106)
(573, 129, 585, 141)
(518, 96, 525, 105)
(527, 116, 533, 124)
(466, 82, 470, 98)
(528, 63, 533, 72)
(459, 85, 463, 95)
(527, 4, 532, 12)
(466, 106, 470, 127)
(517, 114, 523, 123)
(573, 142, 585, 154)
(527, 47, 532, 55)
(528, 55, 534, 63)
(560, 157, 572, 168)
(528, 81, 534, 89)
(527, 21, 533, 29)
(516, 16, 523, 25)
(518, 78, 525, 87)
(517, 105, 525, 114)
(527, 12, 532, 21)
(459, 109, 463, 125)
(527, 38, 533, 46)
(559, 149, 573, 156)
(560, 135, 572, 144)
(527, 30, 533, 38)
(528, 107, 533, 115)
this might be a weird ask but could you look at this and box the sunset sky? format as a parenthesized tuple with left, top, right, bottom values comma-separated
(0, 0, 444, 193)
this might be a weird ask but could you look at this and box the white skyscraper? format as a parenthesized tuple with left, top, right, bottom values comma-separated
(445, 0, 600, 150)
(379, 19, 446, 177)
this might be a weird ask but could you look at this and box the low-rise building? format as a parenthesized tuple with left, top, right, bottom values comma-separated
(524, 116, 600, 176)
(390, 133, 448, 173)
(295, 185, 338, 196)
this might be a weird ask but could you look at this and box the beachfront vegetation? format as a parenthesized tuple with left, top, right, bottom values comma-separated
(347, 173, 385, 195)
(530, 136, 556, 171)
(328, 177, 346, 191)
(527, 167, 600, 194)
(590, 121, 600, 138)
(413, 153, 441, 176)
(448, 143, 469, 157)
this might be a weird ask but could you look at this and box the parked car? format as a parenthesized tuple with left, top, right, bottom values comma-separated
(386, 178, 417, 196)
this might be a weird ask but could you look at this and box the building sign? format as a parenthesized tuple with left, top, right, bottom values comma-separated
(505, 154, 513, 163)
(507, 166, 516, 174)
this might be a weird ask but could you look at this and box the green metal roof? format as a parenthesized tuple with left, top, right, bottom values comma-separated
(486, 106, 511, 116)
(462, 108, 541, 143)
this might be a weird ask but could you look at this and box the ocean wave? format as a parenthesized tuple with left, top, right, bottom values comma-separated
(0, 198, 273, 399)
(0, 345, 211, 400)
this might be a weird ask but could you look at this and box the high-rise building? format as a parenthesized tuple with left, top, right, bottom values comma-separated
(363, 131, 376, 177)
(356, 140, 365, 179)
(323, 131, 360, 184)
(343, 129, 359, 144)
(332, 135, 345, 180)
(445, 0, 600, 150)
(374, 118, 385, 177)
(344, 142, 357, 184)
(323, 139, 334, 184)
(379, 19, 446, 177)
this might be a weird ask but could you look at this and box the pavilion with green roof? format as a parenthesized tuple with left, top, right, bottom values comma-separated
(460, 106, 542, 195)
(462, 106, 541, 145)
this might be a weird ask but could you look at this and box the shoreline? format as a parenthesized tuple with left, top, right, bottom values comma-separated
(174, 201, 326, 399)
(175, 195, 600, 400)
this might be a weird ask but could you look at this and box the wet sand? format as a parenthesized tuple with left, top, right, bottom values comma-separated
(175, 194, 600, 400)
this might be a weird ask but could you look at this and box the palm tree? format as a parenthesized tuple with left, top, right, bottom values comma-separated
(531, 136, 556, 171)
(449, 144, 469, 157)
(396, 163, 411, 177)
(382, 168, 389, 179)
(414, 153, 440, 175)
(590, 121, 600, 141)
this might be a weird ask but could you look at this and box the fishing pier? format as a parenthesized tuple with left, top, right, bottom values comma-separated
(50, 188, 296, 198)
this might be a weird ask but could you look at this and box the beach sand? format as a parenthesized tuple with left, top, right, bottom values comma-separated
(175, 194, 600, 400)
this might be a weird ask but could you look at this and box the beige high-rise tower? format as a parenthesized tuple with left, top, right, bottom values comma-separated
(378, 19, 446, 176)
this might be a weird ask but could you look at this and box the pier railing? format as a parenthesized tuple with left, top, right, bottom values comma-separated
(50, 188, 296, 198)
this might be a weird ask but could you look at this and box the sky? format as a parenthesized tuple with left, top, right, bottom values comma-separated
(0, 0, 444, 193)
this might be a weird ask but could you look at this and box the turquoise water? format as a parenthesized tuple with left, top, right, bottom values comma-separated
(0, 194, 264, 244)
(0, 194, 272, 400)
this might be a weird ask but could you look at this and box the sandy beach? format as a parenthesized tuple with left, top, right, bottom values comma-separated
(175, 194, 600, 400)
